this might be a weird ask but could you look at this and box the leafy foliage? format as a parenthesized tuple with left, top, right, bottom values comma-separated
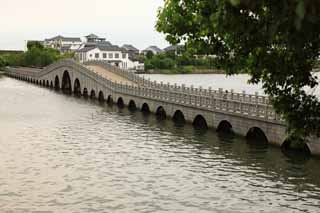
(2, 41, 74, 68)
(157, 0, 320, 141)
(144, 49, 221, 73)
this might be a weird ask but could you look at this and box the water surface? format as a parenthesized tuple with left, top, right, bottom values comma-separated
(0, 76, 320, 213)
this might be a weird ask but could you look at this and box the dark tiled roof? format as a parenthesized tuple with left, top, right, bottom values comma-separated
(45, 35, 81, 42)
(143, 45, 163, 53)
(98, 45, 127, 52)
(77, 45, 128, 53)
(85, 34, 99, 38)
(76, 46, 96, 52)
(122, 44, 139, 51)
(164, 45, 178, 51)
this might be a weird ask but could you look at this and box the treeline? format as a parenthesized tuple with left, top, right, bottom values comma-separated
(0, 41, 74, 69)
(143, 50, 222, 74)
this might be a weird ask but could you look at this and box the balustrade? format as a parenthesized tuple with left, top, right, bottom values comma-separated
(7, 59, 280, 123)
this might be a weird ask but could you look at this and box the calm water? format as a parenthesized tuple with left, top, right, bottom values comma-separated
(1, 75, 320, 213)
(141, 73, 320, 96)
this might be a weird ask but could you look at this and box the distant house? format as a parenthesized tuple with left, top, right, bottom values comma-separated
(142, 46, 163, 55)
(44, 35, 82, 52)
(84, 34, 106, 43)
(122, 44, 139, 58)
(76, 44, 143, 70)
(163, 45, 184, 55)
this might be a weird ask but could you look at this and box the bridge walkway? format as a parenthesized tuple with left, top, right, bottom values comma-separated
(85, 65, 136, 86)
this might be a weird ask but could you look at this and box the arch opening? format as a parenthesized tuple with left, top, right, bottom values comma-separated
(36, 80, 39, 85)
(117, 97, 125, 108)
(50, 81, 53, 88)
(173, 110, 186, 126)
(46, 80, 49, 87)
(54, 76, 60, 90)
(246, 127, 269, 146)
(83, 88, 88, 98)
(73, 79, 81, 97)
(98, 91, 105, 102)
(128, 100, 137, 111)
(192, 115, 208, 130)
(90, 90, 96, 99)
(141, 103, 150, 114)
(42, 80, 46, 86)
(156, 106, 167, 120)
(107, 95, 113, 104)
(217, 120, 234, 135)
(61, 71, 72, 94)
(281, 138, 311, 157)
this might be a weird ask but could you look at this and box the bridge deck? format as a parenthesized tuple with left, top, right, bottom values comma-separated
(86, 65, 136, 86)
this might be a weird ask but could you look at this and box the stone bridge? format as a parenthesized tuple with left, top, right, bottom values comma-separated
(6, 59, 319, 154)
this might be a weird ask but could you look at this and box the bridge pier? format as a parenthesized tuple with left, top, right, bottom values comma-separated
(7, 59, 318, 155)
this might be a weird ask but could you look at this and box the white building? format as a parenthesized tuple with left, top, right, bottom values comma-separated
(76, 45, 143, 70)
(44, 35, 82, 52)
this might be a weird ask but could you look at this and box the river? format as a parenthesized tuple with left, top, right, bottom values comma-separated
(140, 73, 320, 96)
(1, 75, 320, 213)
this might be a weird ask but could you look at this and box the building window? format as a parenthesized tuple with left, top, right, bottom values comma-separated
(103, 53, 107, 59)
(115, 53, 119, 59)
(122, 53, 126, 59)
(95, 53, 99, 59)
(109, 53, 113, 59)
(89, 54, 92, 58)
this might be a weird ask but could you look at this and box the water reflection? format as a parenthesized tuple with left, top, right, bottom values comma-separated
(0, 77, 320, 213)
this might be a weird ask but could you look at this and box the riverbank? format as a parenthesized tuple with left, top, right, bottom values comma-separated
(140, 68, 320, 75)
(141, 68, 226, 74)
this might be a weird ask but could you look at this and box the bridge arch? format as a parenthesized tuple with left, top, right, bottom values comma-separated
(156, 106, 166, 120)
(217, 120, 234, 135)
(246, 127, 268, 145)
(192, 114, 208, 130)
(173, 110, 186, 126)
(61, 70, 72, 94)
(107, 95, 113, 104)
(117, 97, 125, 108)
(141, 103, 150, 113)
(73, 78, 81, 96)
(83, 88, 88, 98)
(90, 89, 96, 99)
(54, 76, 60, 90)
(128, 100, 137, 111)
(98, 91, 105, 102)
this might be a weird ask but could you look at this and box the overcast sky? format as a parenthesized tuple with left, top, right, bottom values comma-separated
(0, 0, 169, 50)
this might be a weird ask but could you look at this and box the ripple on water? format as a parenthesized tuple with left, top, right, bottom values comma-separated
(1, 77, 320, 213)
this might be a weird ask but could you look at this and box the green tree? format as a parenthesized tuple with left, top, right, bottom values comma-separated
(146, 51, 154, 59)
(27, 41, 44, 50)
(0, 56, 6, 69)
(157, 0, 320, 145)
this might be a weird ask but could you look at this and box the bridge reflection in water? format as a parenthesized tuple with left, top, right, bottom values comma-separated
(6, 59, 319, 154)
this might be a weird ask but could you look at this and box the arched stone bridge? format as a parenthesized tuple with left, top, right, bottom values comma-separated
(7, 59, 311, 152)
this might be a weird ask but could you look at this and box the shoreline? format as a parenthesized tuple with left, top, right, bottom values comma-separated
(138, 69, 226, 75)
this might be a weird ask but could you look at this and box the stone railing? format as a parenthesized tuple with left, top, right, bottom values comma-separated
(85, 60, 270, 105)
(6, 59, 281, 123)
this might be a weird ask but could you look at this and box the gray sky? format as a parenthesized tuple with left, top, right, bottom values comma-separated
(0, 0, 169, 50)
